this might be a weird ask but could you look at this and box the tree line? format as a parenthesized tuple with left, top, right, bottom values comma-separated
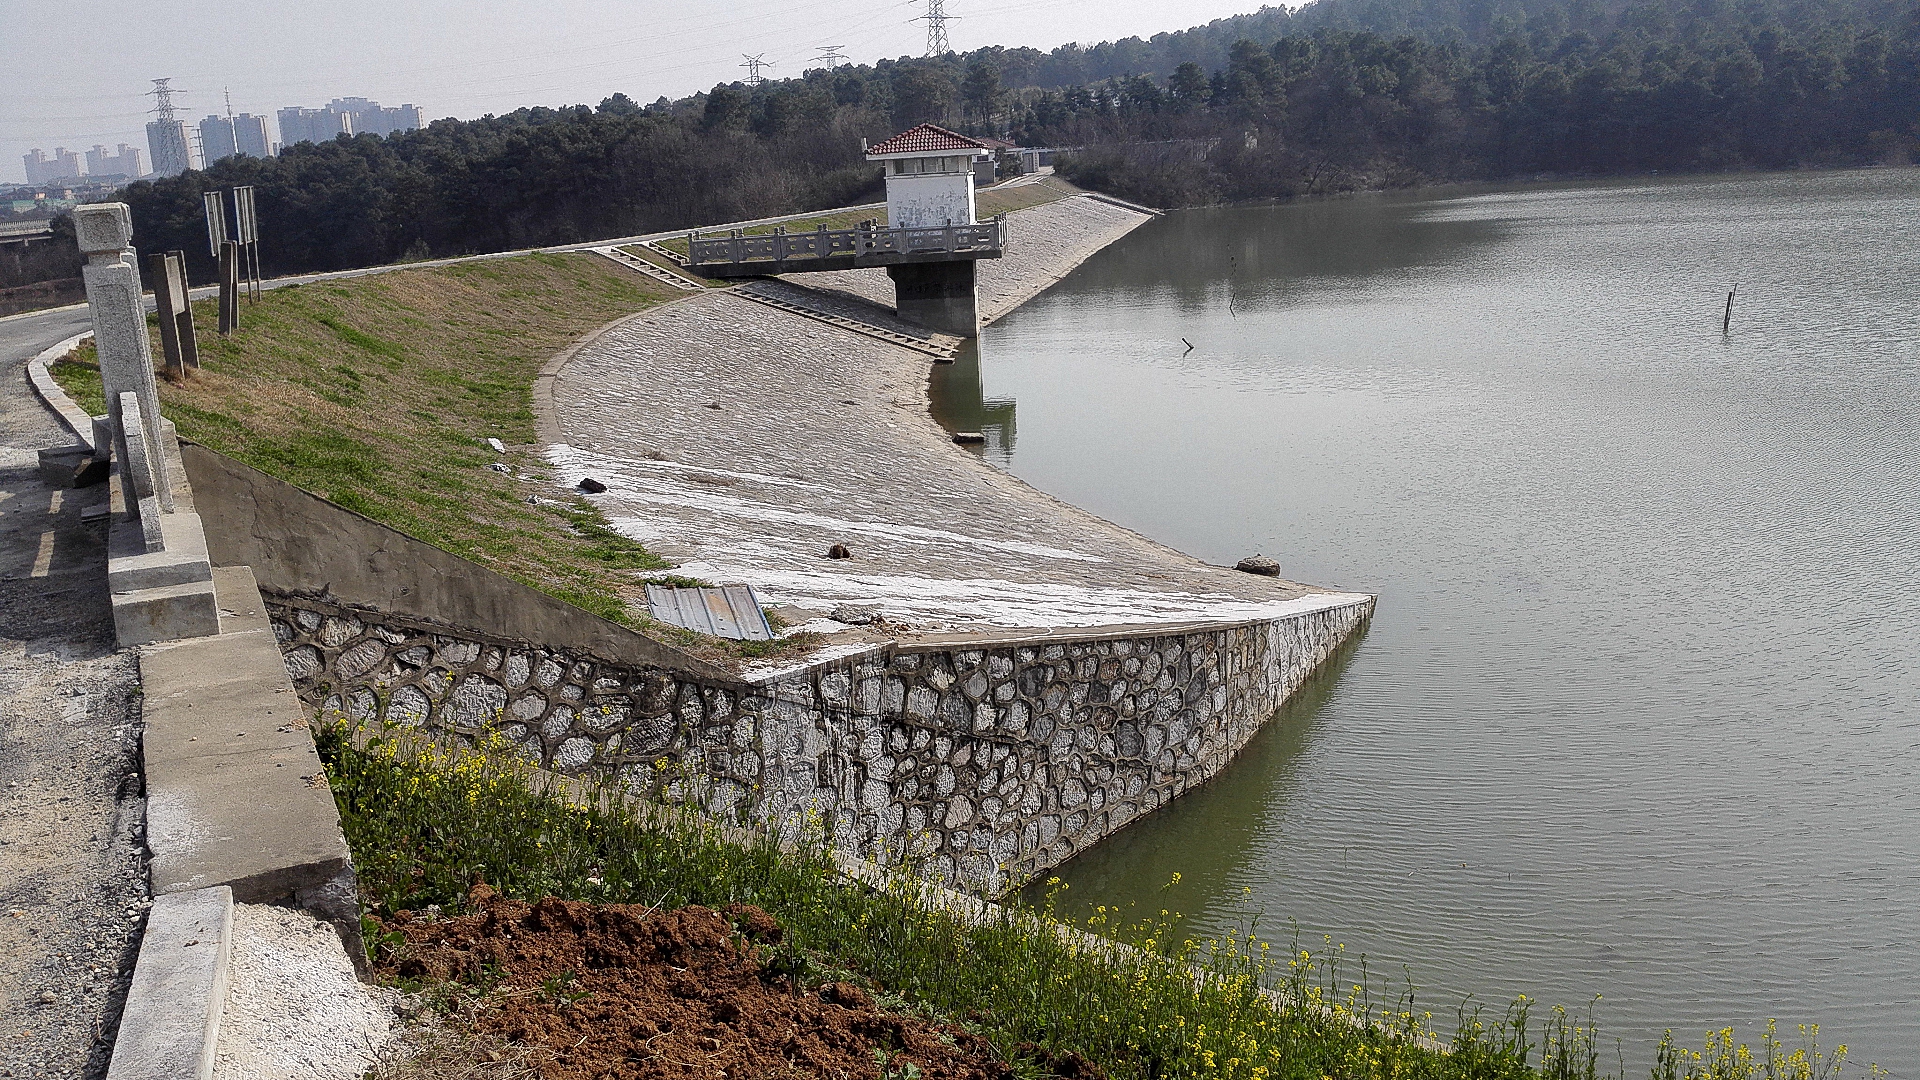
(41, 0, 1916, 285)
(1031, 0, 1920, 203)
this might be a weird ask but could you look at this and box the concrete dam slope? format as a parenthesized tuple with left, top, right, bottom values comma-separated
(549, 195, 1357, 650)
(279, 194, 1374, 892)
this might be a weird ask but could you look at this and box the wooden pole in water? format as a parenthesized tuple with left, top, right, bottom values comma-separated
(1723, 285, 1736, 333)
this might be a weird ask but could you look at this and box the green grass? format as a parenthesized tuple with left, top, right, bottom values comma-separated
(320, 726, 1866, 1080)
(49, 255, 680, 630)
(977, 176, 1084, 216)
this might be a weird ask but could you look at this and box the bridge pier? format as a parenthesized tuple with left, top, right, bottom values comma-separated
(889, 260, 978, 337)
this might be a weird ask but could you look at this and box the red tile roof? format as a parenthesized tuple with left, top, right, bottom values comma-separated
(865, 124, 992, 156)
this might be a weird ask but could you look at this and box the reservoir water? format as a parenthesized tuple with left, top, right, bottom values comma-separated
(942, 170, 1920, 1070)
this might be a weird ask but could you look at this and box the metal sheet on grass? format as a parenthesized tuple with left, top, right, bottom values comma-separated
(645, 584, 773, 641)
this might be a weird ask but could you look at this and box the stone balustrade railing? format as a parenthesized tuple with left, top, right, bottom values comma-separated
(687, 216, 1004, 269)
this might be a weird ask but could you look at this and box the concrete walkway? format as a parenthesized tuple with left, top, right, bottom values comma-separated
(546, 196, 1367, 677)
(0, 350, 144, 1080)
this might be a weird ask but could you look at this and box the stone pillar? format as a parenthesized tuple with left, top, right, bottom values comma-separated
(75, 203, 172, 511)
(888, 260, 979, 338)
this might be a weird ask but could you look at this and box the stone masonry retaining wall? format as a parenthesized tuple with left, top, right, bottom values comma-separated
(272, 592, 1372, 892)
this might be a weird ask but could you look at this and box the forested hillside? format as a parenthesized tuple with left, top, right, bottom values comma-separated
(108, 0, 1918, 283)
(1029, 0, 1920, 202)
(974, 0, 1914, 87)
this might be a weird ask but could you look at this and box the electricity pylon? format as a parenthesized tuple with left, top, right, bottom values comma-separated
(917, 0, 952, 55)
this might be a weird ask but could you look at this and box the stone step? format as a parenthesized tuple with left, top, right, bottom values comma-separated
(591, 246, 703, 291)
(732, 284, 958, 360)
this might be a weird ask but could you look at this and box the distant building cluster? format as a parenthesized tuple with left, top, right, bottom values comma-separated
(87, 144, 145, 178)
(21, 148, 80, 184)
(18, 87, 425, 187)
(19, 144, 143, 185)
(199, 113, 272, 163)
(277, 98, 423, 147)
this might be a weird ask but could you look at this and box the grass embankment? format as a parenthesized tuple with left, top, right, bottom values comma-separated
(978, 176, 1086, 215)
(325, 726, 1830, 1080)
(47, 254, 774, 654)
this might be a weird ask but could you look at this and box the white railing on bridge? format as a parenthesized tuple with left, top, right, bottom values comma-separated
(687, 216, 1004, 267)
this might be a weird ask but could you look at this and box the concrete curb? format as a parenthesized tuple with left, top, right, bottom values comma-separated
(25, 330, 97, 450)
(141, 567, 363, 955)
(1078, 190, 1165, 216)
(105, 885, 233, 1080)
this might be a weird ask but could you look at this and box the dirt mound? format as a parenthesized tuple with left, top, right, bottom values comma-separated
(377, 885, 1097, 1080)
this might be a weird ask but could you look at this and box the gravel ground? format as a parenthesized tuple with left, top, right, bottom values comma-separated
(213, 903, 404, 1080)
(0, 357, 146, 1080)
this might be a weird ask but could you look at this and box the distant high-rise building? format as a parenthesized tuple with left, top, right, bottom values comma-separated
(199, 115, 237, 164)
(197, 111, 275, 164)
(147, 119, 191, 176)
(275, 97, 421, 149)
(325, 97, 423, 136)
(233, 114, 270, 157)
(22, 147, 84, 184)
(276, 106, 353, 147)
(83, 143, 143, 178)
(146, 78, 192, 177)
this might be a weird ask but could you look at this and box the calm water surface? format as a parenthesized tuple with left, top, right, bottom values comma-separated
(939, 170, 1920, 1070)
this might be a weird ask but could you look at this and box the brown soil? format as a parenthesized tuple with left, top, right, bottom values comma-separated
(377, 885, 1101, 1080)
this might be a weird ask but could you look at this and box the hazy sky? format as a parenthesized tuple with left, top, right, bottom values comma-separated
(3, 0, 1271, 185)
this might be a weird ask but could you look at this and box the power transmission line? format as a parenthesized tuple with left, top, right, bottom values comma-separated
(147, 78, 181, 121)
(916, 0, 953, 55)
(740, 53, 773, 87)
(812, 44, 848, 69)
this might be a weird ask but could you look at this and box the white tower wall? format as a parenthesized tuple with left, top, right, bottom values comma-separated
(882, 155, 976, 228)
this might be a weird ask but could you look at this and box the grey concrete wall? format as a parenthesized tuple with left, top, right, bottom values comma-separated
(270, 589, 1370, 893)
(888, 261, 979, 337)
(179, 441, 736, 682)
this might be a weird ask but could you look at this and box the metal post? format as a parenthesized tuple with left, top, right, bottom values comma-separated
(217, 240, 240, 335)
(233, 186, 261, 301)
(203, 190, 228, 258)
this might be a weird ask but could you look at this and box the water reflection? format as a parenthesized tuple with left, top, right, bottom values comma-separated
(973, 169, 1920, 1071)
(927, 339, 1017, 463)
(1018, 624, 1371, 920)
(1045, 193, 1516, 315)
